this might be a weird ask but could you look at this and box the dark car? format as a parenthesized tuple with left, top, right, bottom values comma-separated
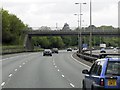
(43, 49, 52, 56)
(67, 48, 72, 51)
(52, 48, 58, 54)
(100, 48, 106, 53)
(82, 57, 120, 90)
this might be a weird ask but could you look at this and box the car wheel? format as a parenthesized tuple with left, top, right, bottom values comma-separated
(91, 85, 95, 90)
(82, 81, 86, 90)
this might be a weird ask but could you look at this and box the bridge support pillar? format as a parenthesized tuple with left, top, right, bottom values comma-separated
(24, 34, 33, 51)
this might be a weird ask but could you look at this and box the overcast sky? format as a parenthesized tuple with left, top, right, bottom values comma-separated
(2, 0, 119, 29)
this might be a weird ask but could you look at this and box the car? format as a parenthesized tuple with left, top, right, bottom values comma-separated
(100, 48, 106, 53)
(43, 49, 52, 56)
(73, 47, 78, 50)
(82, 56, 120, 90)
(52, 48, 58, 54)
(110, 46, 114, 49)
(67, 48, 72, 51)
(82, 47, 87, 50)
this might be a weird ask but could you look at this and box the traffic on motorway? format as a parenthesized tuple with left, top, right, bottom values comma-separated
(1, 0, 119, 89)
(1, 48, 120, 89)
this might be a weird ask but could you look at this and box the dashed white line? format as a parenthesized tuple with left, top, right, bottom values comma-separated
(62, 75, 65, 77)
(71, 54, 90, 68)
(55, 66, 57, 68)
(1, 82, 5, 87)
(57, 69, 60, 72)
(70, 83, 75, 88)
(1, 53, 34, 62)
(23, 63, 25, 65)
(9, 74, 12, 77)
(53, 63, 55, 65)
(19, 65, 22, 68)
(15, 69, 17, 71)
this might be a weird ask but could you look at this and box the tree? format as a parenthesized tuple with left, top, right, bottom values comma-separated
(1, 9, 27, 45)
(62, 23, 71, 31)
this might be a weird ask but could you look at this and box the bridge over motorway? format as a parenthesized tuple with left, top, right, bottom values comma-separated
(24, 29, 119, 50)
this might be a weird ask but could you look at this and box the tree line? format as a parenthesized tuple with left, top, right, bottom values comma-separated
(2, 9, 119, 49)
(2, 9, 28, 45)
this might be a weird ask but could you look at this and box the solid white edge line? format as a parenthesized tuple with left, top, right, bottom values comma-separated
(1, 82, 5, 87)
(9, 74, 12, 77)
(71, 54, 90, 68)
(70, 83, 75, 88)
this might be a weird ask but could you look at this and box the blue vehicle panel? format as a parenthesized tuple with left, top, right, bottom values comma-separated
(82, 57, 120, 90)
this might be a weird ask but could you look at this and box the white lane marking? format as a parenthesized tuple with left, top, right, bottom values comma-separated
(19, 65, 22, 68)
(70, 83, 75, 88)
(53, 59, 54, 62)
(1, 82, 5, 87)
(23, 63, 25, 65)
(55, 66, 57, 68)
(15, 69, 17, 71)
(9, 74, 12, 77)
(62, 75, 65, 77)
(71, 54, 90, 68)
(0, 53, 37, 61)
(57, 69, 60, 72)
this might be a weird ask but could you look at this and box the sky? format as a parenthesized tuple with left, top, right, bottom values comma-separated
(2, 0, 119, 29)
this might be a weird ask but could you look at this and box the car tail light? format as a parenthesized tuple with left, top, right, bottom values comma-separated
(100, 78, 104, 86)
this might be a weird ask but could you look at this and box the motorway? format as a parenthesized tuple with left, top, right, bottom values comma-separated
(1, 50, 90, 88)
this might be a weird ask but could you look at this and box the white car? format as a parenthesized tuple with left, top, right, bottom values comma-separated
(43, 49, 52, 56)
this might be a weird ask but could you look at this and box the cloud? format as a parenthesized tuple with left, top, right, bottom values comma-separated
(2, 0, 119, 27)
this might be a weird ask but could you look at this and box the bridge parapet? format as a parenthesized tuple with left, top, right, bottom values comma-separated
(24, 28, 119, 50)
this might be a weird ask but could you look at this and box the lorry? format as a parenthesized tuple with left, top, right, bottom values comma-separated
(100, 44, 106, 48)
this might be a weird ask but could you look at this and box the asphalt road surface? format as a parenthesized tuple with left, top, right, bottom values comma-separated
(1, 50, 90, 88)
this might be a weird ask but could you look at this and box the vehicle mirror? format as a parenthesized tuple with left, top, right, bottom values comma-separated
(82, 69, 89, 74)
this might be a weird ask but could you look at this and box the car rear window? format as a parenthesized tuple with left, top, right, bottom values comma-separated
(106, 61, 120, 76)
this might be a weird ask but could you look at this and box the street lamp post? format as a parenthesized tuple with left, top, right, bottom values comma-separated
(74, 14, 80, 50)
(89, 0, 92, 56)
(74, 14, 80, 28)
(75, 2, 86, 53)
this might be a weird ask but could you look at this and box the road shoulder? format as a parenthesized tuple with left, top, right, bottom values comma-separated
(72, 52, 93, 67)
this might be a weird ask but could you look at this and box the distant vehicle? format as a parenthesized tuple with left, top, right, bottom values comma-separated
(116, 47, 119, 49)
(100, 48, 106, 53)
(83, 44, 88, 49)
(67, 48, 72, 51)
(100, 44, 106, 48)
(82, 57, 120, 90)
(52, 48, 58, 54)
(113, 48, 117, 51)
(110, 46, 114, 49)
(82, 47, 87, 50)
(73, 47, 77, 50)
(43, 49, 52, 56)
